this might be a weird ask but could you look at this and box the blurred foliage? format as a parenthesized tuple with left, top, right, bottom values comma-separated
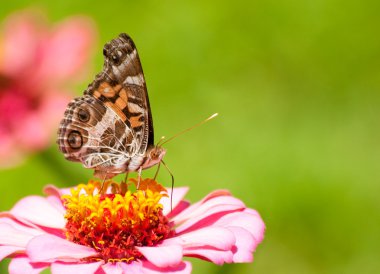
(1, 0, 380, 273)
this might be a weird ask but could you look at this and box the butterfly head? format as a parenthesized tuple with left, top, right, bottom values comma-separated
(142, 145, 166, 170)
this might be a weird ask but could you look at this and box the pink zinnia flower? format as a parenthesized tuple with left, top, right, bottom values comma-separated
(0, 179, 265, 273)
(0, 10, 96, 167)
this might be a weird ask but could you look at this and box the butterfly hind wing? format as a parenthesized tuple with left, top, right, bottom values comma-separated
(58, 95, 131, 168)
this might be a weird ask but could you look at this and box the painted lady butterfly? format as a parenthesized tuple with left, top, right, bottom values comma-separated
(57, 33, 165, 180)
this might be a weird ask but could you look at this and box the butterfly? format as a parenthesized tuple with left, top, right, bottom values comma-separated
(57, 33, 166, 180)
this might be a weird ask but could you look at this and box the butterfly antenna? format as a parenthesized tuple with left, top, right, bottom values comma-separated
(160, 113, 218, 146)
(161, 160, 174, 212)
(156, 136, 166, 147)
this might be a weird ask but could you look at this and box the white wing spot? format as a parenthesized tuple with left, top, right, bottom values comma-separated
(125, 74, 144, 86)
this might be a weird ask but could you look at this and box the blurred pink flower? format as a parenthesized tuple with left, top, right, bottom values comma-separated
(0, 180, 265, 273)
(0, 10, 96, 167)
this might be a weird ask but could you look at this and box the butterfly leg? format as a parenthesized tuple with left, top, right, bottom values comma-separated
(153, 162, 161, 180)
(123, 172, 129, 183)
(161, 160, 175, 211)
(99, 171, 108, 194)
(136, 167, 142, 189)
(120, 172, 129, 195)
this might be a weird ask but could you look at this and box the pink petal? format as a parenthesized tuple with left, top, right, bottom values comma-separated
(8, 256, 48, 274)
(244, 208, 266, 241)
(0, 12, 43, 77)
(119, 261, 143, 274)
(139, 261, 192, 274)
(0, 222, 41, 247)
(172, 195, 245, 226)
(164, 227, 235, 251)
(15, 113, 50, 149)
(173, 197, 246, 233)
(51, 261, 103, 274)
(10, 196, 66, 228)
(0, 216, 44, 237)
(101, 262, 123, 274)
(183, 248, 233, 265)
(213, 210, 265, 244)
(27, 234, 97, 263)
(0, 213, 57, 236)
(166, 201, 191, 219)
(227, 226, 255, 262)
(201, 190, 233, 203)
(0, 133, 22, 167)
(0, 246, 23, 261)
(179, 190, 232, 213)
(45, 196, 66, 214)
(16, 93, 70, 150)
(39, 92, 70, 122)
(37, 17, 96, 83)
(137, 245, 183, 268)
(44, 184, 72, 197)
(121, 260, 192, 274)
(161, 187, 189, 216)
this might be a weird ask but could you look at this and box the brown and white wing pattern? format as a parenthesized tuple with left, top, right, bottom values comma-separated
(57, 33, 156, 179)
(86, 33, 154, 156)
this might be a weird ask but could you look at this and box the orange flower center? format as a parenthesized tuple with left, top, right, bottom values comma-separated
(62, 180, 174, 263)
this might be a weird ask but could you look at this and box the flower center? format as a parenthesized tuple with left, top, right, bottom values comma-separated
(62, 179, 174, 263)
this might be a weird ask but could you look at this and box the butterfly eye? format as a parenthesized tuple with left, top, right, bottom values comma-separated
(103, 48, 107, 56)
(78, 109, 90, 122)
(67, 131, 83, 149)
(150, 149, 158, 159)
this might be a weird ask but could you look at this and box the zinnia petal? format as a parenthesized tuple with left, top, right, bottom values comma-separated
(164, 227, 235, 250)
(173, 192, 245, 221)
(27, 234, 97, 262)
(0, 10, 97, 167)
(0, 217, 42, 259)
(0, 246, 22, 261)
(37, 17, 96, 83)
(0, 11, 42, 77)
(137, 245, 183, 268)
(227, 226, 255, 262)
(161, 187, 189, 216)
(51, 261, 103, 274)
(119, 261, 144, 274)
(8, 256, 48, 274)
(139, 261, 192, 274)
(183, 248, 233, 265)
(0, 223, 37, 247)
(43, 184, 73, 198)
(0, 216, 43, 240)
(101, 262, 124, 274)
(10, 196, 65, 229)
(173, 195, 246, 233)
(213, 209, 265, 244)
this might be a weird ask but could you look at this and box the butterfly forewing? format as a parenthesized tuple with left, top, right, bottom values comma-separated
(85, 34, 153, 155)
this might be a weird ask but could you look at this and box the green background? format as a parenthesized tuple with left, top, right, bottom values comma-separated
(1, 0, 380, 273)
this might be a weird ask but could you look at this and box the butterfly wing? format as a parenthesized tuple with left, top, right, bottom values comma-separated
(85, 33, 154, 156)
(58, 95, 130, 168)
(58, 34, 154, 177)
